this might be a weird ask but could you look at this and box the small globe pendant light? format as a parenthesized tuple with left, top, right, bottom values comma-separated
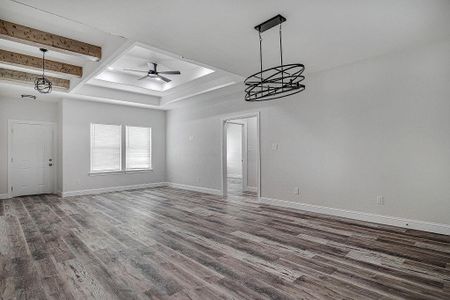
(34, 48, 52, 94)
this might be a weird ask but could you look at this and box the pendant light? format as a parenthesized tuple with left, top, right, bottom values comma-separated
(244, 15, 305, 101)
(34, 48, 52, 94)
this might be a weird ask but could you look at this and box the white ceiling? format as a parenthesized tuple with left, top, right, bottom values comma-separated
(1, 0, 449, 108)
(4, 0, 450, 77)
(0, 0, 243, 108)
(90, 44, 214, 95)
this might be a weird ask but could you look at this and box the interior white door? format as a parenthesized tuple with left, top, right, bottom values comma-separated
(10, 122, 55, 197)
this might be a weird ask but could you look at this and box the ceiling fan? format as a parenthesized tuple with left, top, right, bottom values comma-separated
(123, 63, 181, 83)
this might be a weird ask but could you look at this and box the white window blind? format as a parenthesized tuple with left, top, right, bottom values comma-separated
(90, 124, 122, 172)
(126, 126, 152, 170)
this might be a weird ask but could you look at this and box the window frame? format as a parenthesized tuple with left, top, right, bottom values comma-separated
(89, 123, 123, 174)
(125, 125, 152, 171)
(89, 123, 153, 175)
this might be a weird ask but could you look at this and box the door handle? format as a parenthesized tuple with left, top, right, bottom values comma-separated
(49, 163, 53, 166)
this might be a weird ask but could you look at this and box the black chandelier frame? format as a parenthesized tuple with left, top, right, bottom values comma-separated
(34, 48, 53, 94)
(244, 15, 305, 102)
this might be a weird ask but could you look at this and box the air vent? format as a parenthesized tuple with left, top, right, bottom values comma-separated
(20, 94, 37, 100)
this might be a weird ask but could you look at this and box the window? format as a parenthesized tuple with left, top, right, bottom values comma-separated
(90, 123, 122, 172)
(89, 124, 152, 174)
(126, 126, 152, 170)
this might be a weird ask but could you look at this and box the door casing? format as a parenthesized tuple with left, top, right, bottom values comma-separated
(221, 112, 261, 198)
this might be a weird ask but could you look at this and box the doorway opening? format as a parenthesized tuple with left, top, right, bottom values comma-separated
(222, 113, 260, 198)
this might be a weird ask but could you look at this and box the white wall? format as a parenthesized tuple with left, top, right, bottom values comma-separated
(0, 98, 59, 195)
(61, 99, 166, 193)
(226, 122, 243, 178)
(167, 40, 450, 225)
(57, 100, 63, 192)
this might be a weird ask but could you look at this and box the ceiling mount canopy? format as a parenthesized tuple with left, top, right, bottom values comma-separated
(34, 48, 52, 94)
(244, 14, 305, 102)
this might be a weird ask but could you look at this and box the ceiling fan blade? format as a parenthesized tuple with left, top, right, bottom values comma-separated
(123, 68, 149, 73)
(138, 75, 149, 80)
(158, 70, 181, 75)
(157, 75, 171, 83)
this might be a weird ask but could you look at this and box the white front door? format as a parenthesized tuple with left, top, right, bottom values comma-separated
(9, 121, 55, 197)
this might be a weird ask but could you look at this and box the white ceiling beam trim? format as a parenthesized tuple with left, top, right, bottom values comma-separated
(160, 74, 242, 106)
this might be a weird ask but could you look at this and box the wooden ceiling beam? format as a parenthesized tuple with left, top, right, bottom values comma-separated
(0, 68, 69, 89)
(0, 19, 101, 61)
(0, 49, 82, 77)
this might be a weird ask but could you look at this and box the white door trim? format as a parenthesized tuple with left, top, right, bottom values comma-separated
(221, 112, 261, 198)
(8, 119, 58, 198)
(241, 122, 248, 192)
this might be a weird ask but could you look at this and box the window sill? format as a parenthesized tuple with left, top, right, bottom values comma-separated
(125, 169, 153, 174)
(89, 169, 153, 176)
(89, 170, 123, 176)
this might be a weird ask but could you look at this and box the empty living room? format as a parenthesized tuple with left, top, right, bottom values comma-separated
(1, 0, 450, 299)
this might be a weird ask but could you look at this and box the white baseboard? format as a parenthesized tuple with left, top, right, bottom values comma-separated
(62, 182, 168, 197)
(58, 183, 450, 235)
(260, 197, 450, 236)
(245, 186, 257, 192)
(167, 182, 222, 196)
(0, 193, 10, 200)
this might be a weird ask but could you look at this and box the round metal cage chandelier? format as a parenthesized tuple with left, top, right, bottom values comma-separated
(244, 15, 305, 102)
(34, 48, 52, 94)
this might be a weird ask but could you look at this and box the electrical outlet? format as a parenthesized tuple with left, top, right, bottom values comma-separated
(377, 195, 384, 205)
(271, 143, 279, 151)
(294, 187, 300, 195)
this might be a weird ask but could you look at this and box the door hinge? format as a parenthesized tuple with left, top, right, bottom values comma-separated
(10, 157, 13, 163)
(11, 186, 13, 192)
(11, 128, 13, 134)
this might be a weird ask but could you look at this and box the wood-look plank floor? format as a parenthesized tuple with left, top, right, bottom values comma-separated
(227, 177, 257, 197)
(1, 187, 449, 299)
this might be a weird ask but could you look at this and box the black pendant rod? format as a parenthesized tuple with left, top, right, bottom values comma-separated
(279, 24, 283, 67)
(259, 31, 263, 93)
(279, 23, 284, 88)
(40, 48, 48, 76)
